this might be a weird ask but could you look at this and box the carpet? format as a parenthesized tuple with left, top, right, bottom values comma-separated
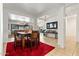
(5, 42, 55, 56)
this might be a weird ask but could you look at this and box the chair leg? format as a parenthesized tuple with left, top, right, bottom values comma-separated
(14, 42, 16, 51)
(36, 41, 39, 48)
(30, 41, 32, 51)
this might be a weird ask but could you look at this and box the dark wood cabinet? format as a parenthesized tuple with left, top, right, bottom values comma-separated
(11, 24, 31, 34)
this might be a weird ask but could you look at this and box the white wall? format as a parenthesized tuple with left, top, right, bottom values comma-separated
(76, 6, 79, 42)
(3, 9, 9, 42)
(0, 3, 3, 55)
(32, 17, 39, 30)
(41, 7, 65, 48)
(77, 13, 79, 42)
(57, 7, 65, 48)
(37, 18, 45, 30)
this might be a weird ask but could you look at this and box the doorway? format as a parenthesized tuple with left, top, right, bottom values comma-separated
(65, 14, 77, 55)
(66, 15, 76, 40)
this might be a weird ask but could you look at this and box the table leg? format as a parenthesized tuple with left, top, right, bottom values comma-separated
(22, 36, 25, 49)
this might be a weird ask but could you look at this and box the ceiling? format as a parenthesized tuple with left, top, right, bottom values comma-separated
(3, 3, 66, 17)
(66, 4, 79, 16)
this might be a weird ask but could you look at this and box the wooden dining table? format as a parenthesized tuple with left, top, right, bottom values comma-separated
(14, 30, 40, 50)
(17, 31, 32, 49)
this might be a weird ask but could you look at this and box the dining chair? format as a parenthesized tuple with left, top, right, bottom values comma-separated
(14, 31, 22, 50)
(24, 30, 32, 48)
(30, 31, 40, 49)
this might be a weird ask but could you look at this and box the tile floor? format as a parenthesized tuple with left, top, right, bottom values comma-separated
(3, 33, 79, 56)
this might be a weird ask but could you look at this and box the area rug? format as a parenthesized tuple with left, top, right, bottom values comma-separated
(5, 42, 55, 56)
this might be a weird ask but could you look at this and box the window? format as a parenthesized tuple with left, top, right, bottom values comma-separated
(10, 14, 30, 22)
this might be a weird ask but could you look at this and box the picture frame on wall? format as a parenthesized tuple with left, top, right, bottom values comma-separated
(46, 21, 58, 29)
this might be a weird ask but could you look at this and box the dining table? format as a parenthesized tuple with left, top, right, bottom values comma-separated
(17, 31, 32, 49)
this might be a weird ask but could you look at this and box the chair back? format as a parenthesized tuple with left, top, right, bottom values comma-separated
(14, 30, 22, 41)
(31, 31, 39, 40)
